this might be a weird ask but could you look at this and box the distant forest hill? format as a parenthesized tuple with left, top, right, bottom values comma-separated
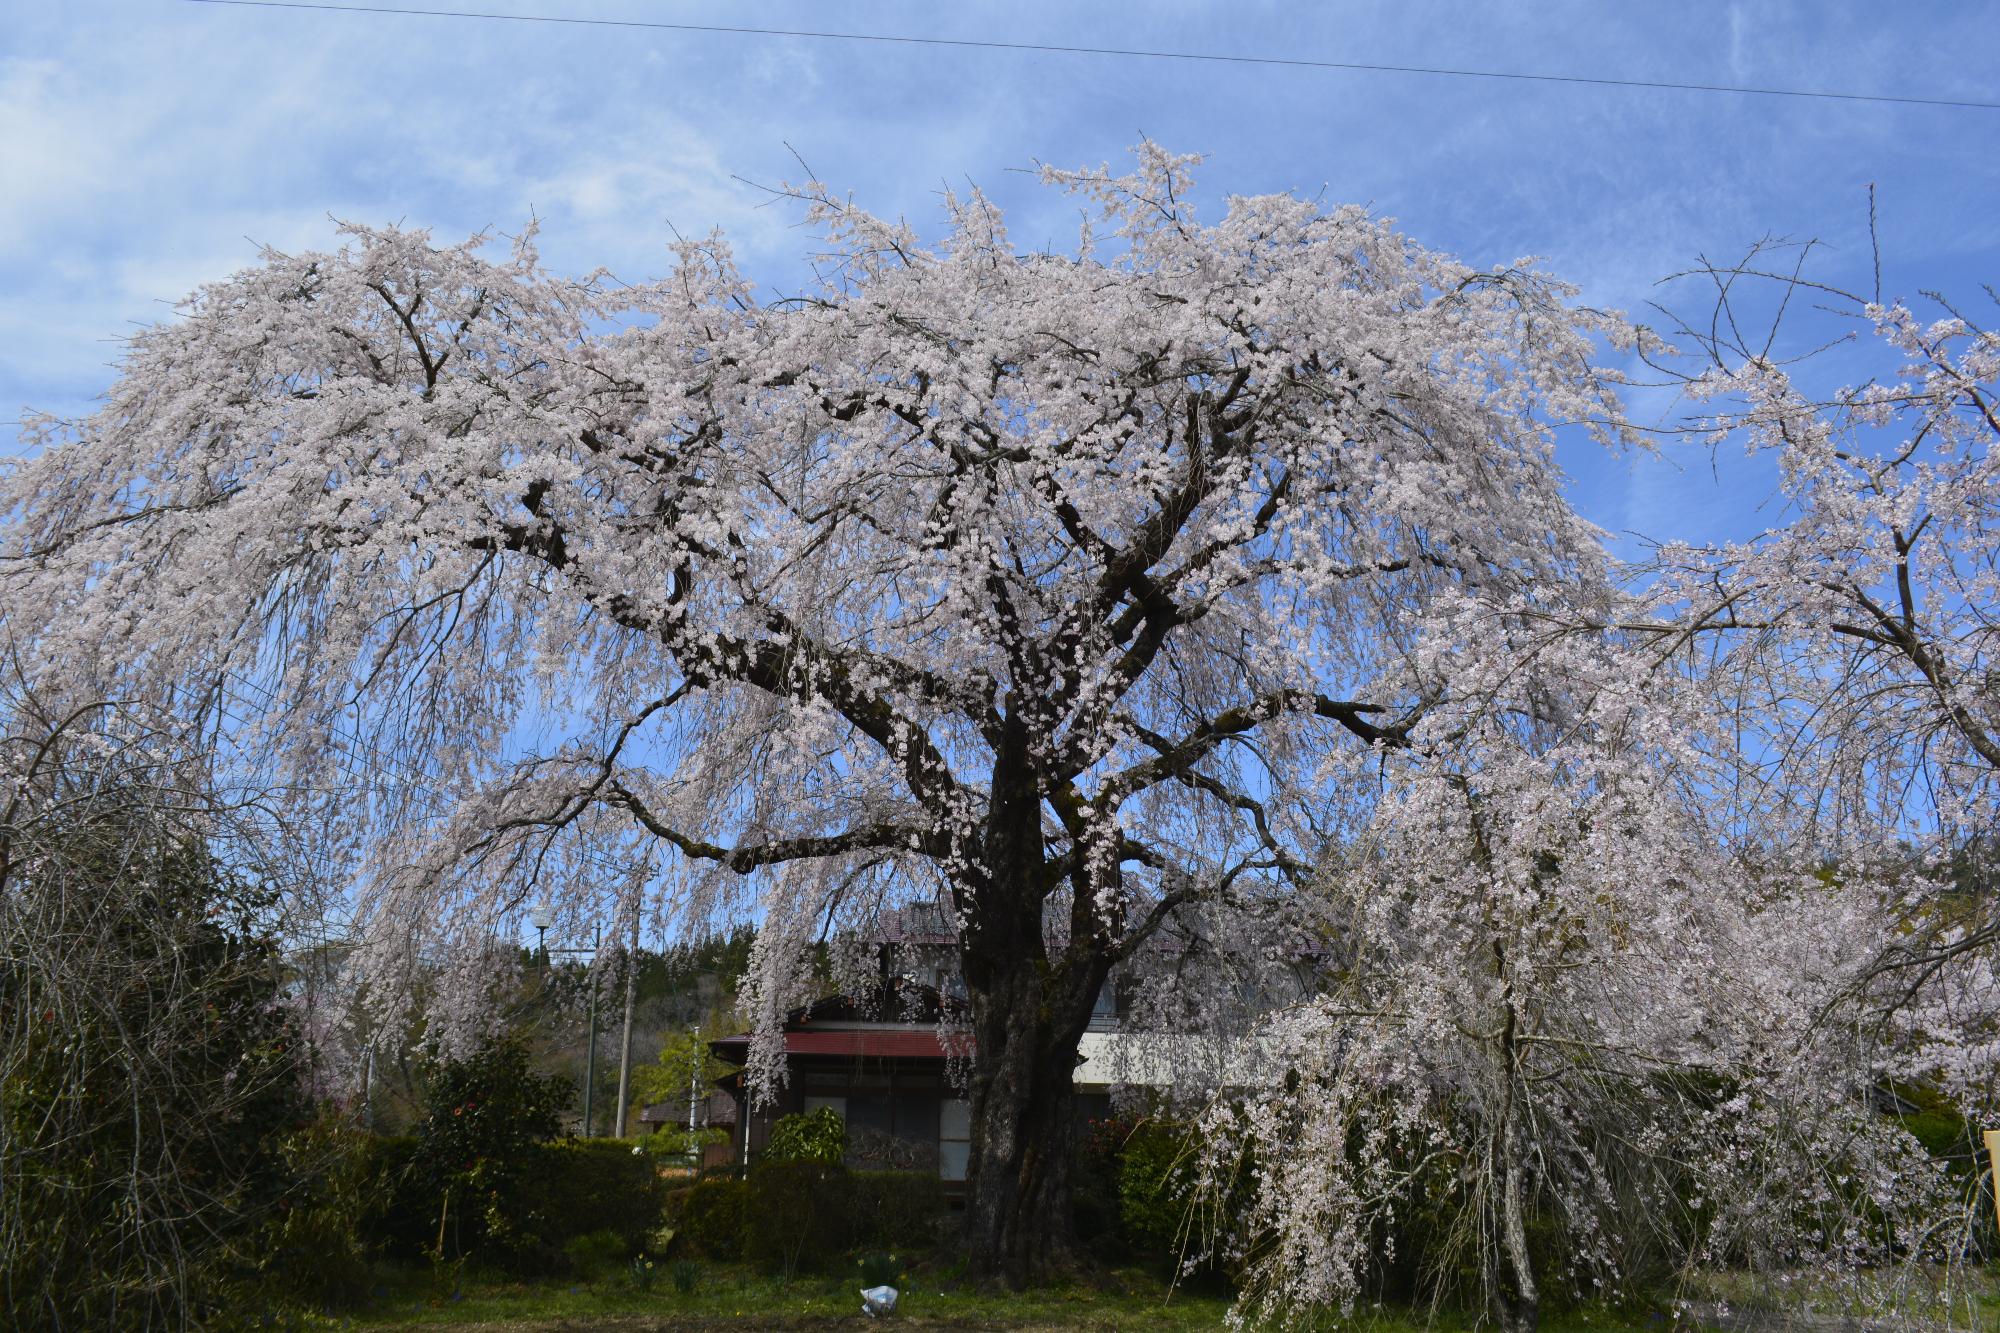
(368, 927, 761, 1135)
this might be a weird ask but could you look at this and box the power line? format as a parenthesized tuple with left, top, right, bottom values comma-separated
(178, 0, 2000, 113)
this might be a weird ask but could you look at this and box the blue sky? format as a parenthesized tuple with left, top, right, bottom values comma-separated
(4, 1, 1997, 555)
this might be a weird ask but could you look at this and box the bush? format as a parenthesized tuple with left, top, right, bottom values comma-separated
(765, 1106, 846, 1164)
(246, 1111, 380, 1308)
(0, 804, 312, 1328)
(746, 1159, 850, 1275)
(1119, 1118, 1198, 1258)
(527, 1138, 668, 1257)
(1074, 1116, 1129, 1252)
(857, 1250, 904, 1288)
(1095, 1113, 1253, 1279)
(407, 1037, 573, 1270)
(562, 1227, 631, 1279)
(849, 1170, 947, 1249)
(668, 1163, 945, 1273)
(668, 1176, 753, 1260)
(356, 1134, 432, 1259)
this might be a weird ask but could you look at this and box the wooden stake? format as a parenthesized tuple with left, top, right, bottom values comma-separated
(1986, 1128, 2000, 1231)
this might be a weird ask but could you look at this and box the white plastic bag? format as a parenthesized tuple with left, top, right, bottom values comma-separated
(860, 1284, 898, 1317)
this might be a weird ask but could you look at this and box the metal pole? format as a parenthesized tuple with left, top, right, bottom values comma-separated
(582, 922, 600, 1137)
(687, 1024, 701, 1170)
(613, 906, 639, 1138)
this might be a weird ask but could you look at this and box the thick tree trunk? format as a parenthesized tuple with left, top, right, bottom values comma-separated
(959, 953, 1098, 1285)
(953, 713, 1108, 1285)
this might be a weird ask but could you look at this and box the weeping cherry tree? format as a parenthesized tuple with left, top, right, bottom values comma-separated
(0, 145, 1637, 1281)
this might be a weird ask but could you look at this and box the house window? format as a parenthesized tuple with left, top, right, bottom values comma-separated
(805, 1094, 846, 1121)
(939, 1097, 970, 1181)
(1089, 979, 1116, 1026)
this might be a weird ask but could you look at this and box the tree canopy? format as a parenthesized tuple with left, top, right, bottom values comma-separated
(4, 147, 1991, 1308)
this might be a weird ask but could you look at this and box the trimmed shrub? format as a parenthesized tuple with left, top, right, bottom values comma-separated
(364, 1130, 666, 1273)
(745, 1159, 850, 1275)
(668, 1176, 753, 1260)
(527, 1138, 668, 1257)
(849, 1170, 947, 1249)
(562, 1227, 631, 1279)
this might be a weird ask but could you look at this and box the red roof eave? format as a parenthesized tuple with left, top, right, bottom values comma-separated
(710, 1029, 973, 1062)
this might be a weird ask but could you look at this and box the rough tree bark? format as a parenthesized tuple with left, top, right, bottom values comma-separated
(1492, 1008, 1541, 1333)
(959, 945, 1102, 1284)
(952, 714, 1113, 1283)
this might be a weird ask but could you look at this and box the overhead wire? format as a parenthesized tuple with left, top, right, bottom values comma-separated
(175, 0, 2000, 113)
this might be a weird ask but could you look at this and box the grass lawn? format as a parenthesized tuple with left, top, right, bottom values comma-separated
(325, 1260, 1239, 1329)
(300, 1261, 2000, 1331)
(304, 1263, 1712, 1331)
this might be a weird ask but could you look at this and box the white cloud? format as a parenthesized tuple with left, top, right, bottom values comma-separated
(4, 0, 1994, 550)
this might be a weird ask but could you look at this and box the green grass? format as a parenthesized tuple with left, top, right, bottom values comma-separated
(319, 1260, 1241, 1329)
(275, 1260, 2000, 1331)
(290, 1269, 1711, 1331)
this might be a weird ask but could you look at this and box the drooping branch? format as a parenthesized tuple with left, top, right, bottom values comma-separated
(1100, 688, 1406, 804)
(608, 779, 939, 871)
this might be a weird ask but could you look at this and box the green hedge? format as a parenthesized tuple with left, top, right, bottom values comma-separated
(849, 1171, 947, 1249)
(667, 1176, 753, 1260)
(745, 1160, 848, 1274)
(526, 1138, 668, 1255)
(361, 1133, 666, 1273)
(665, 1166, 947, 1269)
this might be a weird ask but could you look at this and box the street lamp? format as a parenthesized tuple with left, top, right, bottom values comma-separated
(531, 898, 603, 1137)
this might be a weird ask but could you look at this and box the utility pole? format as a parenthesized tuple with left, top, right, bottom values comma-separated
(613, 903, 640, 1138)
(583, 922, 601, 1137)
(687, 1024, 702, 1170)
(533, 902, 603, 1138)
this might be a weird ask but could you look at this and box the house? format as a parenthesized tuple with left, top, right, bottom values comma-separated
(636, 1090, 739, 1173)
(703, 906, 1182, 1187)
(709, 987, 980, 1182)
